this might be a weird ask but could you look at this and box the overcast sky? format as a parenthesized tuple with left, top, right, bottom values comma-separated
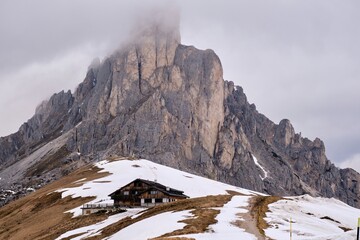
(0, 0, 359, 171)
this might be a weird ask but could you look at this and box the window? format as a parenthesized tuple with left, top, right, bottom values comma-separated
(150, 190, 158, 195)
(123, 191, 129, 195)
(144, 198, 152, 203)
(155, 198, 163, 203)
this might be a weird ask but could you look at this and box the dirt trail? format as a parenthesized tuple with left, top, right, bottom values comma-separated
(233, 195, 281, 240)
(235, 211, 266, 239)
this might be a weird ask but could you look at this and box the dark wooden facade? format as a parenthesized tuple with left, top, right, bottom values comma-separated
(109, 179, 188, 207)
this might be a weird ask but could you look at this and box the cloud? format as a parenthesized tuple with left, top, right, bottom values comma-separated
(179, 0, 360, 164)
(0, 42, 109, 136)
(0, 0, 169, 74)
(0, 0, 359, 167)
(0, 0, 176, 136)
(339, 153, 360, 173)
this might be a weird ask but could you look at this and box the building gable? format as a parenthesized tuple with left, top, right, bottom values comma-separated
(109, 178, 188, 207)
(108, 179, 153, 197)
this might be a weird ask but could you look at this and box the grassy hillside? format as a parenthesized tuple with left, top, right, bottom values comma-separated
(0, 158, 359, 240)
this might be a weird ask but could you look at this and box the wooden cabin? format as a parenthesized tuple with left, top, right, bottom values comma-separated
(109, 179, 188, 207)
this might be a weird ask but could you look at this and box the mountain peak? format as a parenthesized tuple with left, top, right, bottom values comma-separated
(0, 14, 359, 209)
(121, 6, 181, 70)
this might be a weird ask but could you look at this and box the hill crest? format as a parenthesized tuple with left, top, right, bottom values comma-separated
(1, 158, 358, 240)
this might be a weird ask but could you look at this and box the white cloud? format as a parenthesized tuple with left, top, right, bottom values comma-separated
(339, 153, 360, 173)
(0, 42, 109, 136)
(180, 1, 360, 164)
(0, 0, 359, 167)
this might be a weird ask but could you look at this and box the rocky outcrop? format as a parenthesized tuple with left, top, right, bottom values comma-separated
(0, 16, 359, 208)
(0, 90, 73, 169)
(221, 86, 360, 206)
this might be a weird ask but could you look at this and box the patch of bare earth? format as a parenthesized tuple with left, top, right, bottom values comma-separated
(339, 226, 352, 232)
(231, 195, 282, 240)
(250, 196, 282, 240)
(234, 209, 263, 239)
(85, 194, 232, 240)
(0, 163, 111, 240)
(0, 159, 282, 240)
(107, 155, 138, 162)
(226, 190, 247, 196)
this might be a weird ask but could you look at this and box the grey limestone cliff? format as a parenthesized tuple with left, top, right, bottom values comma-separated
(0, 16, 359, 208)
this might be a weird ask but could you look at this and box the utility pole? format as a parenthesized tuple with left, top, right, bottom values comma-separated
(357, 217, 360, 240)
(290, 217, 292, 240)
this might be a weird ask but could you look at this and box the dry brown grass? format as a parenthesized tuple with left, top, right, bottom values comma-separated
(159, 208, 220, 237)
(0, 163, 111, 240)
(226, 190, 248, 196)
(107, 155, 138, 161)
(85, 194, 232, 240)
(339, 226, 352, 232)
(250, 196, 282, 237)
(0, 159, 255, 240)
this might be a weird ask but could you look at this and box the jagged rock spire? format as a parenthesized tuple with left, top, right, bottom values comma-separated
(0, 11, 359, 210)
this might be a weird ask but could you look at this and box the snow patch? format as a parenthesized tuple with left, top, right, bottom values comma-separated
(107, 210, 190, 240)
(56, 209, 143, 240)
(75, 121, 82, 128)
(72, 178, 87, 184)
(52, 159, 360, 239)
(265, 194, 360, 239)
(57, 159, 258, 217)
(180, 195, 257, 239)
(252, 154, 268, 180)
(95, 160, 109, 167)
(26, 187, 35, 192)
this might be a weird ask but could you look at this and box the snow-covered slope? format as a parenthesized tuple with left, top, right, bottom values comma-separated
(56, 159, 360, 240)
(266, 195, 360, 239)
(58, 159, 258, 216)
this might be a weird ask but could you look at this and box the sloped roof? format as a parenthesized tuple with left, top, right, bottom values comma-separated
(108, 178, 188, 198)
(137, 185, 188, 198)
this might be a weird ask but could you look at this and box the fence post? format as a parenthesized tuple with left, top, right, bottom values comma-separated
(290, 217, 292, 240)
(357, 217, 360, 240)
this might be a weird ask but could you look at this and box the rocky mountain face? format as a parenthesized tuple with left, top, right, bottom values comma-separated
(0, 17, 359, 208)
